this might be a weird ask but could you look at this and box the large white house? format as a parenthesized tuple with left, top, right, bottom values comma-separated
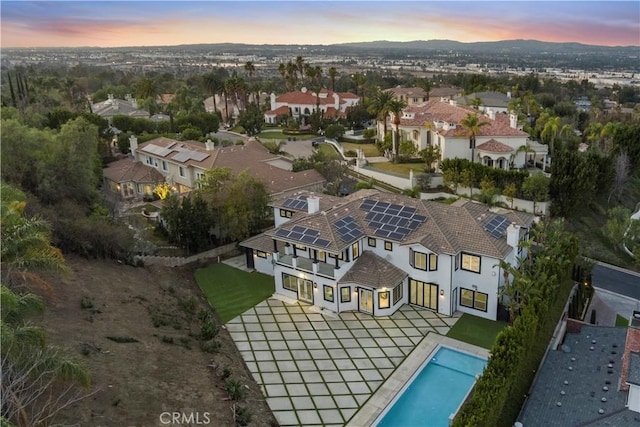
(241, 189, 535, 321)
(379, 99, 549, 171)
(264, 88, 360, 124)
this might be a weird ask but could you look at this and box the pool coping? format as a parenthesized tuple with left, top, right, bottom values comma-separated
(346, 333, 490, 427)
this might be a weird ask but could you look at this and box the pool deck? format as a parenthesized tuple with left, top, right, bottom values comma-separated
(347, 334, 489, 427)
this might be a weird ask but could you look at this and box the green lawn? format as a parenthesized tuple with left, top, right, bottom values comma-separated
(316, 142, 341, 160)
(616, 314, 629, 327)
(195, 263, 275, 324)
(341, 142, 380, 157)
(447, 313, 509, 349)
(368, 162, 425, 177)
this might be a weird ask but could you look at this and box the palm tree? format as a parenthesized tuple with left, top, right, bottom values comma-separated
(202, 72, 222, 114)
(468, 96, 483, 110)
(368, 89, 394, 139)
(386, 98, 407, 163)
(540, 115, 561, 155)
(295, 56, 305, 82)
(1, 285, 91, 426)
(306, 66, 323, 113)
(352, 72, 367, 100)
(459, 113, 489, 163)
(223, 78, 235, 123)
(416, 78, 432, 101)
(328, 67, 338, 91)
(1, 192, 67, 292)
(278, 63, 287, 88)
(135, 78, 157, 101)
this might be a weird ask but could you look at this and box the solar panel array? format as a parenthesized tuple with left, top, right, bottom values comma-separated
(484, 215, 510, 238)
(143, 144, 172, 157)
(334, 216, 364, 243)
(359, 199, 427, 241)
(275, 225, 331, 248)
(173, 149, 210, 163)
(282, 197, 308, 211)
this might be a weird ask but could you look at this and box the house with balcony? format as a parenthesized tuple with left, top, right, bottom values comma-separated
(240, 189, 535, 321)
(264, 88, 360, 124)
(379, 99, 549, 171)
(386, 86, 463, 106)
(128, 136, 326, 196)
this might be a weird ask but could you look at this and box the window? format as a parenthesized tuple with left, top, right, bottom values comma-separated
(294, 244, 307, 252)
(351, 242, 360, 260)
(282, 273, 297, 292)
(256, 250, 267, 259)
(341, 287, 351, 303)
(455, 254, 459, 270)
(329, 252, 344, 260)
(368, 238, 376, 247)
(378, 291, 390, 309)
(162, 161, 168, 171)
(179, 166, 185, 177)
(324, 285, 334, 302)
(145, 156, 153, 165)
(279, 209, 293, 218)
(315, 250, 327, 263)
(461, 253, 481, 273)
(460, 288, 488, 312)
(429, 253, 438, 271)
(195, 171, 205, 181)
(409, 279, 438, 310)
(384, 241, 393, 251)
(153, 159, 159, 168)
(393, 284, 403, 305)
(413, 251, 427, 270)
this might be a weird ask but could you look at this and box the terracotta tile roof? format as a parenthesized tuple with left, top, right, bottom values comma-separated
(476, 139, 514, 153)
(338, 251, 407, 289)
(102, 158, 165, 184)
(265, 105, 289, 116)
(275, 90, 359, 106)
(264, 190, 535, 258)
(398, 100, 528, 138)
(387, 86, 462, 99)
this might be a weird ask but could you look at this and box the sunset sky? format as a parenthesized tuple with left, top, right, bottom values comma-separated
(2, 1, 639, 48)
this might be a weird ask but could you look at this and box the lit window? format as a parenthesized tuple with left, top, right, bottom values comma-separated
(384, 241, 393, 251)
(294, 244, 307, 252)
(429, 253, 438, 271)
(351, 242, 360, 260)
(379, 291, 390, 309)
(324, 285, 334, 302)
(460, 288, 488, 312)
(368, 237, 376, 247)
(461, 253, 481, 273)
(340, 287, 351, 303)
(393, 284, 403, 305)
(256, 251, 267, 259)
(280, 209, 293, 218)
(413, 251, 427, 270)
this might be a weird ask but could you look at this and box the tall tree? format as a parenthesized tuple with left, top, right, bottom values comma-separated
(386, 98, 407, 162)
(135, 78, 157, 100)
(459, 113, 489, 163)
(522, 172, 550, 214)
(540, 115, 561, 155)
(352, 72, 367, 100)
(328, 67, 338, 92)
(368, 89, 394, 139)
(416, 78, 432, 101)
(202, 72, 223, 114)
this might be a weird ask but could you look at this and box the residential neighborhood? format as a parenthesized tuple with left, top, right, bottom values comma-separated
(2, 3, 640, 426)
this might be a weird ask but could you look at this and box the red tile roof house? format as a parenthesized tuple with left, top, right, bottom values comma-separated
(264, 88, 360, 124)
(120, 136, 326, 197)
(241, 189, 535, 320)
(377, 99, 549, 171)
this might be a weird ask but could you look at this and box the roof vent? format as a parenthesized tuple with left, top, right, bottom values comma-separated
(599, 409, 605, 414)
(564, 380, 569, 385)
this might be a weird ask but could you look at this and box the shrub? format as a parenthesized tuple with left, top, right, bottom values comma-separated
(199, 338, 220, 353)
(226, 379, 246, 401)
(200, 318, 219, 341)
(344, 150, 357, 157)
(235, 405, 252, 426)
(221, 366, 232, 379)
(80, 296, 94, 309)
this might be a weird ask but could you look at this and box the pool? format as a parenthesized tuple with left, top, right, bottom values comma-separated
(375, 346, 487, 427)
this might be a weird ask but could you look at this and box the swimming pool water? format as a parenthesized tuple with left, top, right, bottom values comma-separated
(376, 346, 487, 427)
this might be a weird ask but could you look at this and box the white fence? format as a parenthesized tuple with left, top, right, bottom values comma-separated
(352, 165, 416, 190)
(135, 242, 239, 267)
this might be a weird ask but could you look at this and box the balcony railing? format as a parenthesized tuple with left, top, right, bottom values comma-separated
(275, 254, 335, 279)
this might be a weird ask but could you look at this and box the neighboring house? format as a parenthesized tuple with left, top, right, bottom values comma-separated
(91, 94, 150, 123)
(379, 99, 549, 170)
(386, 86, 463, 106)
(518, 317, 640, 426)
(240, 189, 535, 321)
(264, 88, 360, 124)
(129, 136, 326, 196)
(455, 91, 511, 113)
(102, 156, 165, 199)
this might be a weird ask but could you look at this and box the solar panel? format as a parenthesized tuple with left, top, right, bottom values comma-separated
(292, 225, 306, 233)
(290, 232, 303, 240)
(334, 216, 364, 243)
(283, 198, 308, 210)
(274, 225, 330, 248)
(301, 235, 315, 243)
(316, 239, 331, 248)
(143, 144, 172, 157)
(276, 228, 289, 237)
(359, 199, 427, 241)
(484, 215, 510, 238)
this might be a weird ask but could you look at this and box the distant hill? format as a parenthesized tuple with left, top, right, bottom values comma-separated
(331, 39, 638, 54)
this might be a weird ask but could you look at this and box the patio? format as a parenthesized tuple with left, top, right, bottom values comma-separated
(226, 297, 460, 426)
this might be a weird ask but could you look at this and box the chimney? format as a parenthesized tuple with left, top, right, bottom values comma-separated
(333, 92, 340, 110)
(125, 93, 131, 101)
(509, 113, 518, 129)
(506, 223, 520, 249)
(205, 139, 215, 151)
(301, 87, 308, 93)
(113, 100, 119, 111)
(487, 109, 496, 120)
(270, 93, 276, 110)
(507, 91, 512, 99)
(129, 135, 138, 156)
(131, 98, 138, 109)
(449, 99, 457, 106)
(108, 93, 114, 101)
(307, 194, 320, 214)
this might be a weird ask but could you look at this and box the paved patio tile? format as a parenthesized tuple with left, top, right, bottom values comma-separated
(301, 370, 324, 383)
(230, 331, 248, 341)
(254, 305, 272, 315)
(312, 322, 330, 330)
(268, 397, 293, 411)
(265, 383, 288, 397)
(290, 349, 311, 359)
(364, 347, 386, 358)
(297, 409, 322, 424)
(317, 330, 336, 339)
(309, 349, 330, 359)
(315, 359, 336, 370)
(322, 339, 344, 349)
(368, 328, 389, 338)
(306, 382, 330, 395)
(285, 383, 308, 396)
(242, 314, 259, 323)
(292, 396, 315, 410)
(240, 350, 254, 361)
(321, 371, 343, 382)
(268, 340, 288, 350)
(382, 346, 404, 358)
(287, 340, 306, 350)
(335, 394, 359, 409)
(279, 322, 296, 331)
(305, 340, 324, 349)
(352, 358, 375, 370)
(250, 340, 270, 351)
(261, 372, 282, 384)
(334, 359, 356, 370)
(341, 370, 363, 382)
(276, 360, 297, 371)
(351, 329, 371, 338)
(360, 369, 383, 381)
(225, 322, 244, 332)
(254, 350, 273, 361)
(272, 410, 298, 426)
(341, 408, 358, 422)
(312, 395, 336, 409)
(327, 382, 350, 395)
(257, 361, 278, 372)
(334, 329, 354, 338)
(327, 347, 349, 359)
(392, 336, 414, 347)
(235, 341, 251, 351)
(247, 331, 266, 341)
(282, 331, 301, 340)
(360, 320, 379, 329)
(290, 313, 307, 323)
(319, 409, 344, 424)
(340, 338, 359, 348)
(282, 371, 304, 384)
(347, 381, 370, 394)
(295, 360, 316, 371)
(306, 313, 325, 322)
(299, 330, 318, 340)
(274, 314, 290, 322)
(345, 348, 367, 358)
(273, 350, 293, 360)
